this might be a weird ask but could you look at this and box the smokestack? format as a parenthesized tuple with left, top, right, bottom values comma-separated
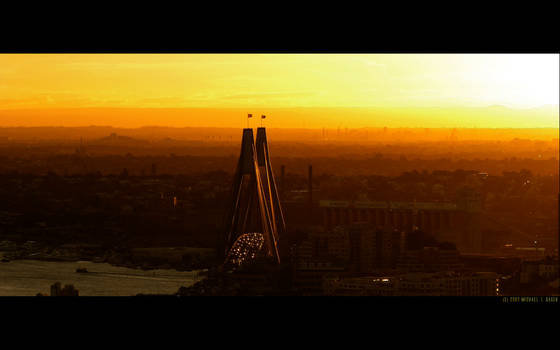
(308, 164, 313, 220)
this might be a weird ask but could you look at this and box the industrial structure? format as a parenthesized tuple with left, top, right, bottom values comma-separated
(223, 126, 285, 268)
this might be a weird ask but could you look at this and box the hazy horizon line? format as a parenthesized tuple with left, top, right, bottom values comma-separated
(0, 104, 558, 111)
(0, 125, 558, 130)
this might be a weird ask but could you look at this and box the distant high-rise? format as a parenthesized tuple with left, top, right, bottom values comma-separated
(347, 223, 397, 272)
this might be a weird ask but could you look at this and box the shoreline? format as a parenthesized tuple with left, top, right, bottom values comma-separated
(0, 242, 214, 273)
(0, 253, 208, 297)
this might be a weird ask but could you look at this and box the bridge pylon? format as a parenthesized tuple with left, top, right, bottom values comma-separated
(223, 127, 283, 267)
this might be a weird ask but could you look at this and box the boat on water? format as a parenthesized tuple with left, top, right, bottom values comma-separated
(76, 267, 88, 273)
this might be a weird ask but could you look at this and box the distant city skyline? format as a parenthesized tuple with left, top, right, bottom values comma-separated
(0, 54, 558, 128)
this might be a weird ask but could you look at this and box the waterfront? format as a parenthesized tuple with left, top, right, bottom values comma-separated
(0, 257, 203, 296)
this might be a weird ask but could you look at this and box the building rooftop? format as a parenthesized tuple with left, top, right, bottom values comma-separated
(319, 200, 458, 211)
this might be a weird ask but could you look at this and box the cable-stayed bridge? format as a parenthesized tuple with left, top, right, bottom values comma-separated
(223, 127, 285, 268)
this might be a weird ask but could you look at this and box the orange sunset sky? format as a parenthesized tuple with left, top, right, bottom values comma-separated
(0, 54, 558, 129)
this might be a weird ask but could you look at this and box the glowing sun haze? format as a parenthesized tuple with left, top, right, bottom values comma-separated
(0, 54, 558, 128)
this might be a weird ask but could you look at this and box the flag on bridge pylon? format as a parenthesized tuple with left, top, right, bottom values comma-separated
(248, 114, 253, 118)
(261, 115, 266, 119)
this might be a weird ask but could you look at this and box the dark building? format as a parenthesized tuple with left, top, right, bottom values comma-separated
(397, 246, 463, 272)
(331, 223, 404, 272)
(50, 282, 79, 296)
(320, 199, 482, 253)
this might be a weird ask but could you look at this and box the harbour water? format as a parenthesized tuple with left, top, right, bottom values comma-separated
(0, 258, 203, 296)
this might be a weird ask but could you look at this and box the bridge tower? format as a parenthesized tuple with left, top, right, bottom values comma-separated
(222, 127, 283, 267)
(255, 127, 286, 237)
